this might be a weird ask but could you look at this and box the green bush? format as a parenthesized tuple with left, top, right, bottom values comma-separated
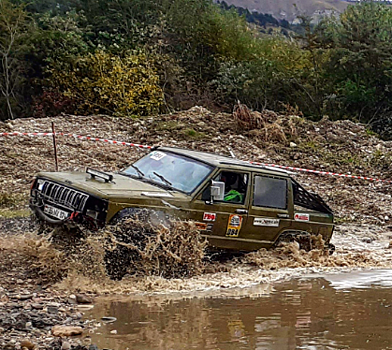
(49, 51, 164, 116)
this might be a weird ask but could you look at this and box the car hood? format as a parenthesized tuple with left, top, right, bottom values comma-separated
(37, 171, 182, 199)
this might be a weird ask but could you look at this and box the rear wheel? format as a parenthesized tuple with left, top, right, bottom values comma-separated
(274, 231, 314, 251)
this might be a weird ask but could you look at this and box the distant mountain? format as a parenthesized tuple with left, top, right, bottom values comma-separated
(220, 0, 349, 22)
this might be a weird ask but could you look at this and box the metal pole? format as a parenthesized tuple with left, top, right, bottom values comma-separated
(52, 122, 59, 172)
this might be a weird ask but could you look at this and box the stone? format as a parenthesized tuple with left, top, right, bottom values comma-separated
(4, 343, 15, 350)
(289, 142, 297, 148)
(110, 329, 117, 334)
(76, 295, 92, 304)
(101, 316, 117, 323)
(61, 341, 71, 350)
(52, 325, 83, 337)
(31, 303, 43, 310)
(76, 305, 94, 311)
(20, 340, 35, 350)
(47, 306, 59, 314)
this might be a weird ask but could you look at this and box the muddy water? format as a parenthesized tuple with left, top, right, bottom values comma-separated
(85, 270, 392, 350)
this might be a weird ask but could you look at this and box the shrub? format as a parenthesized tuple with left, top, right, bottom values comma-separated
(49, 50, 164, 116)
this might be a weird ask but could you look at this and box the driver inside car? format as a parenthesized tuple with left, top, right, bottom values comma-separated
(220, 172, 244, 203)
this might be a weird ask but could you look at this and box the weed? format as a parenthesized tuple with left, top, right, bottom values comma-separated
(0, 192, 25, 209)
(183, 128, 206, 140)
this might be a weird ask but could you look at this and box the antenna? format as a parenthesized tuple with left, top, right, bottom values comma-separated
(227, 147, 236, 159)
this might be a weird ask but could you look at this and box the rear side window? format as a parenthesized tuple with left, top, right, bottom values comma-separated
(253, 176, 287, 209)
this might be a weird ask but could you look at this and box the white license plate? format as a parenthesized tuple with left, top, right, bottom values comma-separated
(44, 205, 70, 220)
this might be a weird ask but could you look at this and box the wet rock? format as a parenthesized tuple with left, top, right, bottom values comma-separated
(20, 340, 35, 350)
(4, 343, 15, 350)
(52, 325, 83, 337)
(76, 295, 92, 304)
(76, 305, 94, 311)
(61, 341, 71, 350)
(101, 317, 116, 323)
(32, 317, 55, 328)
(67, 298, 76, 305)
(47, 306, 59, 314)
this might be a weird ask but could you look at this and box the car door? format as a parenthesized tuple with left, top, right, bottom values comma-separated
(190, 170, 251, 250)
(241, 173, 293, 248)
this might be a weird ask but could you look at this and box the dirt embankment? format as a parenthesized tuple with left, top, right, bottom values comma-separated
(1, 106, 392, 348)
(1, 105, 392, 223)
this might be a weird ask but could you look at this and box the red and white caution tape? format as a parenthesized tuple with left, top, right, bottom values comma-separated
(1, 130, 391, 183)
(0, 132, 53, 137)
(249, 161, 392, 184)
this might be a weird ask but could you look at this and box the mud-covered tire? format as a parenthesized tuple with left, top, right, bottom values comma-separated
(104, 208, 171, 280)
(274, 231, 313, 251)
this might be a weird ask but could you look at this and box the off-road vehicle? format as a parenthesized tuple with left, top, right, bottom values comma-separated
(30, 147, 334, 255)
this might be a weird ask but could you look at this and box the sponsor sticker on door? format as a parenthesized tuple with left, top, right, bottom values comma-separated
(203, 212, 216, 221)
(253, 218, 280, 227)
(226, 214, 243, 237)
(294, 213, 310, 222)
(195, 222, 207, 230)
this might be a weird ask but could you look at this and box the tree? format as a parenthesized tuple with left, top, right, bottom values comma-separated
(0, 0, 30, 120)
(317, 2, 392, 122)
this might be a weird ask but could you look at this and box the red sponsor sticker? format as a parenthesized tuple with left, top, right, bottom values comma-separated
(203, 212, 216, 222)
(294, 213, 310, 222)
(195, 222, 207, 230)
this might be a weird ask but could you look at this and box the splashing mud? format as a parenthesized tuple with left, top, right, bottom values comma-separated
(1, 221, 391, 296)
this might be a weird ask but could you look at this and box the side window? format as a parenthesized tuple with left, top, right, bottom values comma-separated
(202, 171, 248, 204)
(253, 176, 287, 209)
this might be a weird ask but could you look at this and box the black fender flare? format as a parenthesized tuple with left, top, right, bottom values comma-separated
(109, 207, 174, 228)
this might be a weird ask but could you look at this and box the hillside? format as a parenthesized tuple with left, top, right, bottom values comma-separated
(1, 106, 391, 225)
(2, 106, 392, 349)
(224, 0, 349, 21)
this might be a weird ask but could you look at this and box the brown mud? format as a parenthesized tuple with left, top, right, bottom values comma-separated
(1, 106, 392, 347)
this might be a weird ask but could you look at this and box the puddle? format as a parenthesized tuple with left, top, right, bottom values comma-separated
(84, 269, 392, 350)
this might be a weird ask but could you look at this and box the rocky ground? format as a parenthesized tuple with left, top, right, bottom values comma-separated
(1, 105, 392, 348)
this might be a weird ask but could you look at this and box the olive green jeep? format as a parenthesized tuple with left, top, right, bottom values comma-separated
(30, 147, 334, 253)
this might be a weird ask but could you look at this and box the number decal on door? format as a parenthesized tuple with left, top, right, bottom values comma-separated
(226, 214, 243, 237)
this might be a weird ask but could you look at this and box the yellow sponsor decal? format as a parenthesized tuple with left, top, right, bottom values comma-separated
(226, 214, 243, 237)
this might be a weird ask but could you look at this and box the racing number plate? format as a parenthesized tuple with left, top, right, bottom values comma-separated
(44, 205, 70, 220)
(226, 214, 243, 237)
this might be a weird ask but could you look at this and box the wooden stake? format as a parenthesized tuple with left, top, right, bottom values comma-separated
(52, 122, 59, 172)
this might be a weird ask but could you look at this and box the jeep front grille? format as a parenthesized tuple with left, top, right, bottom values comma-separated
(40, 181, 88, 211)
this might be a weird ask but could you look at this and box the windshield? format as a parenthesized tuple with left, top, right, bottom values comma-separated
(122, 151, 214, 193)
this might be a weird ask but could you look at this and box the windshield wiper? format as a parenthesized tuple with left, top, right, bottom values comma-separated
(153, 172, 172, 186)
(130, 164, 145, 178)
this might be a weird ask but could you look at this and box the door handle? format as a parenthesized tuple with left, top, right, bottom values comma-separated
(277, 213, 289, 218)
(235, 209, 248, 214)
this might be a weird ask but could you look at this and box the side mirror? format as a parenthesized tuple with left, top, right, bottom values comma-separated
(211, 180, 225, 202)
